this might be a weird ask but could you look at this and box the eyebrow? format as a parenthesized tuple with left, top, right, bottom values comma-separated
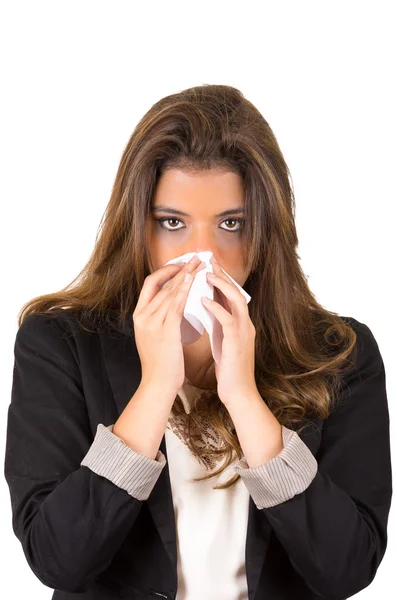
(151, 205, 246, 218)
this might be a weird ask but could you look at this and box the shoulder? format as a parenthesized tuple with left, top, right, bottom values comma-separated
(17, 308, 110, 338)
(339, 315, 384, 372)
(17, 309, 84, 339)
(16, 309, 129, 357)
(332, 315, 385, 417)
(15, 309, 101, 362)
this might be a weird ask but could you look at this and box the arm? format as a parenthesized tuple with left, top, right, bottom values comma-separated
(226, 387, 318, 508)
(3, 313, 167, 594)
(233, 318, 392, 598)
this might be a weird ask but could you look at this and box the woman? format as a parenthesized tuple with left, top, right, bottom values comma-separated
(4, 84, 392, 599)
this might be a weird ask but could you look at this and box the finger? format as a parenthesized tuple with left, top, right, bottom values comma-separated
(208, 258, 232, 310)
(135, 263, 185, 313)
(201, 293, 234, 328)
(210, 255, 230, 281)
(205, 271, 247, 319)
(164, 263, 204, 325)
(142, 257, 203, 318)
(159, 259, 207, 321)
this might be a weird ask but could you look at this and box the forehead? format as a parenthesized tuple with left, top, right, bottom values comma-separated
(154, 168, 244, 201)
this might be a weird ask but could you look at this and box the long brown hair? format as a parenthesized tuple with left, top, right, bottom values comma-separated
(18, 84, 357, 489)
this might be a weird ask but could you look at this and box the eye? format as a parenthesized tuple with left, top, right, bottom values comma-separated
(155, 217, 184, 231)
(155, 217, 245, 233)
(220, 218, 245, 232)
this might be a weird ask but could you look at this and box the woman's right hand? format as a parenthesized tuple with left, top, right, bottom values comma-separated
(132, 254, 206, 392)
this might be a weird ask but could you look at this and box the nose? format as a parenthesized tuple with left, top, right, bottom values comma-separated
(185, 226, 218, 260)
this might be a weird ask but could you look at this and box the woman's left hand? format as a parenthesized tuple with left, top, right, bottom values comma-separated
(201, 256, 257, 405)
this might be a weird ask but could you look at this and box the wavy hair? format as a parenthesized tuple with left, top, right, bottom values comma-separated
(18, 84, 358, 489)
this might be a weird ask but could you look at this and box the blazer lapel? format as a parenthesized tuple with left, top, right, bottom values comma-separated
(98, 325, 178, 577)
(246, 497, 273, 597)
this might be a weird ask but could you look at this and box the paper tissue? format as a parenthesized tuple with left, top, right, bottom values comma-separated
(162, 251, 251, 363)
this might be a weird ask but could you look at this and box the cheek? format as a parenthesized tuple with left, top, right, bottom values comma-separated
(152, 222, 184, 244)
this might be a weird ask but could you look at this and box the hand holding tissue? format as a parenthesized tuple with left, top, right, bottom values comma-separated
(162, 251, 251, 364)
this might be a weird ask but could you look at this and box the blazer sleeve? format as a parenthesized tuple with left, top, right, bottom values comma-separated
(3, 313, 164, 595)
(242, 318, 393, 599)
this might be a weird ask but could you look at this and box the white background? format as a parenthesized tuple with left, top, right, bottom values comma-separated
(1, 1, 395, 598)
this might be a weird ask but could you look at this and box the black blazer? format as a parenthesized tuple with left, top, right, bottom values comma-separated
(3, 311, 392, 600)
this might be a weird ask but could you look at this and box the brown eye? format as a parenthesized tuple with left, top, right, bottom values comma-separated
(219, 218, 244, 232)
(155, 218, 184, 231)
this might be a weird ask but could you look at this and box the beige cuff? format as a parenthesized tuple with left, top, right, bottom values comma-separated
(80, 423, 166, 501)
(233, 425, 318, 509)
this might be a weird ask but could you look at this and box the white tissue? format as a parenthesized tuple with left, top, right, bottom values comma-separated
(162, 251, 251, 364)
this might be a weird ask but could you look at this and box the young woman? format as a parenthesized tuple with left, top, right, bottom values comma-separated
(4, 84, 392, 600)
